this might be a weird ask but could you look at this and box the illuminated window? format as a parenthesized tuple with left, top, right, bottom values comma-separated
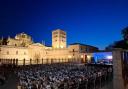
(81, 55, 84, 58)
(87, 55, 91, 62)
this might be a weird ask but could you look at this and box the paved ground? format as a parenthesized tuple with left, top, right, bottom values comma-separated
(101, 80, 113, 89)
(0, 73, 17, 89)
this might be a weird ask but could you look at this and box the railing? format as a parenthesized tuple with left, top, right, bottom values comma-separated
(0, 58, 82, 66)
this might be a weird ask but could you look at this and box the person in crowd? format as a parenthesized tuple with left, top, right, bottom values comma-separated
(17, 63, 113, 89)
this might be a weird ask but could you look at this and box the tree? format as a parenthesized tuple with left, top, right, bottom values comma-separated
(122, 26, 128, 40)
(106, 26, 128, 50)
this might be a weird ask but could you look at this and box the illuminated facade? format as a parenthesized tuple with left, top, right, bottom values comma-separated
(0, 29, 98, 65)
(7, 32, 33, 47)
(52, 29, 67, 49)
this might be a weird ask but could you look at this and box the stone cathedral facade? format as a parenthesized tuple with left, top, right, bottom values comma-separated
(0, 29, 98, 65)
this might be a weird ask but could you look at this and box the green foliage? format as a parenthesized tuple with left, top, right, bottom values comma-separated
(106, 26, 128, 50)
(122, 26, 128, 40)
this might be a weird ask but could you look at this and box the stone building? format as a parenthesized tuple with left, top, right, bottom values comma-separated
(0, 29, 98, 65)
(52, 29, 67, 49)
(7, 32, 33, 47)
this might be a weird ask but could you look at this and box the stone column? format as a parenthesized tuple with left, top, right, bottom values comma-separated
(13, 59, 15, 65)
(113, 49, 125, 89)
(23, 59, 25, 66)
(42, 58, 43, 64)
(30, 59, 32, 65)
(51, 59, 53, 64)
(16, 59, 18, 66)
(46, 59, 48, 64)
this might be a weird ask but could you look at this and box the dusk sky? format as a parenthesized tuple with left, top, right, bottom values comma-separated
(0, 0, 128, 49)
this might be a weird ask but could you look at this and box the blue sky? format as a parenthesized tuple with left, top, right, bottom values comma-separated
(0, 0, 128, 49)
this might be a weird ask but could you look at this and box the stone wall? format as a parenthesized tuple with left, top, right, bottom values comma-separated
(113, 49, 128, 89)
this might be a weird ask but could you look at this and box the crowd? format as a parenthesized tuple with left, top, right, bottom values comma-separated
(0, 71, 6, 85)
(17, 63, 113, 89)
(0, 64, 14, 86)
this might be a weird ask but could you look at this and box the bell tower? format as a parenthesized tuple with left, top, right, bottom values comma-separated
(52, 29, 67, 49)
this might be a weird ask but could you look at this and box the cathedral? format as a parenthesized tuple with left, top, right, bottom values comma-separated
(0, 29, 98, 65)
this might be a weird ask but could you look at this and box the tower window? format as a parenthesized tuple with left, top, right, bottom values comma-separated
(53, 32, 58, 34)
(55, 35, 58, 37)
